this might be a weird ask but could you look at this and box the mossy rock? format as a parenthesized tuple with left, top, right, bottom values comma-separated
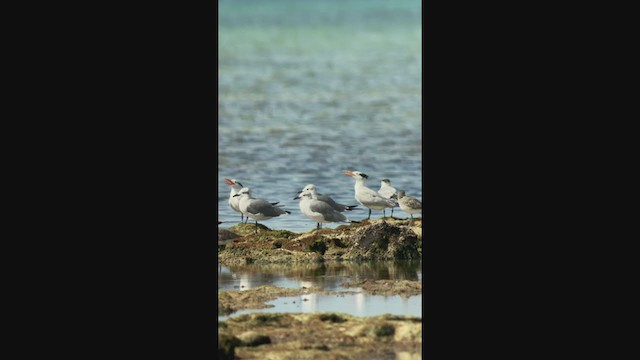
(255, 229, 296, 241)
(373, 324, 395, 337)
(228, 223, 271, 235)
(317, 313, 347, 323)
(237, 331, 271, 347)
(308, 239, 327, 254)
(218, 333, 241, 360)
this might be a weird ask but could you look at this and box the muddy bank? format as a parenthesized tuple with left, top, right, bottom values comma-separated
(341, 279, 422, 297)
(218, 218, 422, 265)
(219, 285, 360, 316)
(219, 312, 421, 360)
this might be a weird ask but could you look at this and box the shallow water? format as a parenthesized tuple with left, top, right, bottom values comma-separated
(218, 261, 422, 320)
(218, 0, 422, 233)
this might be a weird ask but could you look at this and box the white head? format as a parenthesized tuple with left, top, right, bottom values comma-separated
(381, 179, 391, 186)
(293, 190, 313, 201)
(302, 184, 317, 193)
(343, 170, 369, 180)
(233, 187, 251, 198)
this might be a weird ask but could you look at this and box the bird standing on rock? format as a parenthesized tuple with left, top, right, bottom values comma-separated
(298, 184, 358, 213)
(224, 178, 245, 223)
(378, 179, 398, 217)
(225, 178, 280, 224)
(294, 190, 358, 230)
(234, 187, 290, 233)
(343, 170, 397, 220)
(397, 190, 422, 224)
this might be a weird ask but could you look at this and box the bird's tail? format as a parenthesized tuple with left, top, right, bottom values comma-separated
(285, 210, 291, 214)
(271, 202, 280, 206)
(345, 205, 359, 211)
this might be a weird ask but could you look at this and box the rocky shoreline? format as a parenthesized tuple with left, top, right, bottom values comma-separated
(219, 312, 422, 360)
(218, 218, 423, 359)
(218, 218, 422, 265)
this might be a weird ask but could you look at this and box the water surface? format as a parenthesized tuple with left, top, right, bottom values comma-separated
(218, 261, 422, 320)
(218, 0, 422, 233)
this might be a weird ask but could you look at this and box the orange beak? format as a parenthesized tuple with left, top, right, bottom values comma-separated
(343, 170, 354, 177)
(224, 178, 234, 186)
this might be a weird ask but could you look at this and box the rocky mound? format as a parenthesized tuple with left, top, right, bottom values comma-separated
(217, 218, 422, 265)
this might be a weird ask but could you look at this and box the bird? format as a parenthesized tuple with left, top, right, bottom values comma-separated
(343, 170, 397, 220)
(224, 178, 245, 223)
(378, 179, 398, 217)
(297, 184, 358, 212)
(233, 187, 290, 233)
(224, 178, 280, 224)
(294, 190, 357, 230)
(396, 190, 422, 224)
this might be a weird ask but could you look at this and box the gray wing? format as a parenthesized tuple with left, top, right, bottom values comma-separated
(317, 194, 348, 212)
(309, 200, 347, 222)
(247, 199, 287, 216)
(403, 197, 422, 210)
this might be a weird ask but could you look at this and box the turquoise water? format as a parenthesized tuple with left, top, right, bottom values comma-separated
(218, 0, 422, 233)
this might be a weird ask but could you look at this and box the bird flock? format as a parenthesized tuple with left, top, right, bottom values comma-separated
(223, 170, 422, 233)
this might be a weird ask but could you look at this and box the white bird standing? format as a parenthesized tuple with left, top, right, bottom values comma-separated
(294, 190, 357, 230)
(224, 178, 280, 224)
(396, 190, 422, 224)
(224, 178, 245, 223)
(298, 184, 358, 212)
(378, 178, 398, 217)
(343, 170, 397, 220)
(233, 187, 290, 233)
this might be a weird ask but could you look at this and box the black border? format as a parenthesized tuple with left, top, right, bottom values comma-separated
(16, 0, 606, 357)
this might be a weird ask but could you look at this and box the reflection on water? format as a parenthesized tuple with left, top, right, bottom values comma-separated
(219, 292, 421, 321)
(218, 260, 422, 320)
(218, 260, 422, 291)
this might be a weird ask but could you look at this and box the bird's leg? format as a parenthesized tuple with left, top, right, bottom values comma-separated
(391, 208, 394, 217)
(255, 220, 258, 233)
(241, 214, 244, 224)
(317, 223, 320, 230)
(383, 209, 386, 218)
(368, 209, 371, 220)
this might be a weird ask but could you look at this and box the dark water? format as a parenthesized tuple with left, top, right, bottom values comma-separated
(218, 261, 422, 320)
(218, 0, 422, 233)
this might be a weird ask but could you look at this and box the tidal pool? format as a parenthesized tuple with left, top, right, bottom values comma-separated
(218, 260, 422, 320)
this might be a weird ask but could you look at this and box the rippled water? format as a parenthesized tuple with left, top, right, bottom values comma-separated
(218, 0, 422, 233)
(218, 261, 422, 320)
